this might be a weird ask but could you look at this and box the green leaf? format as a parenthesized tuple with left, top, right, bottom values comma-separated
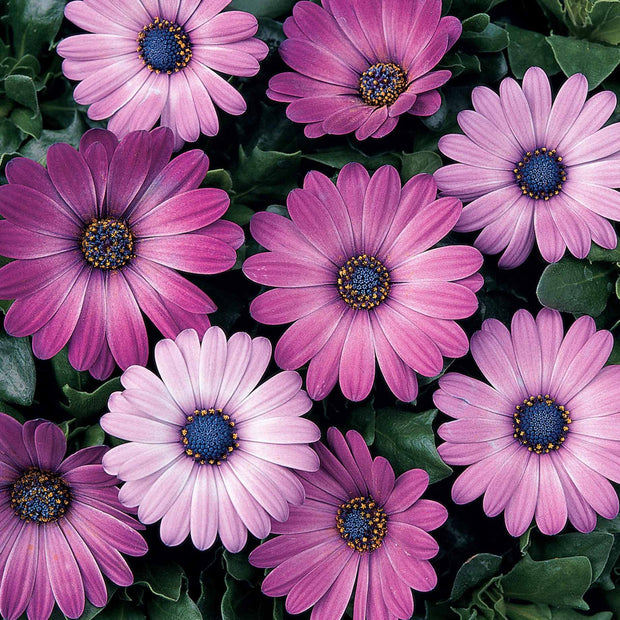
(530, 531, 614, 582)
(588, 0, 620, 45)
(536, 257, 614, 316)
(505, 603, 553, 619)
(373, 409, 452, 483)
(204, 168, 233, 192)
(400, 151, 442, 181)
(505, 25, 561, 79)
(501, 554, 591, 609)
(20, 112, 86, 164)
(8, 0, 66, 56)
(229, 0, 296, 18)
(550, 610, 613, 620)
(132, 562, 184, 602)
(147, 578, 201, 620)
(225, 203, 254, 226)
(587, 242, 620, 262)
(451, 553, 503, 601)
(536, 0, 567, 22)
(4, 74, 38, 111)
(0, 117, 23, 166)
(0, 331, 35, 405)
(51, 347, 91, 392)
(62, 378, 121, 421)
(96, 600, 145, 620)
(303, 147, 401, 171)
(546, 34, 620, 90)
(220, 574, 272, 620)
(439, 52, 482, 77)
(10, 106, 42, 139)
(222, 550, 262, 584)
(462, 13, 491, 33)
(346, 401, 376, 445)
(461, 22, 510, 53)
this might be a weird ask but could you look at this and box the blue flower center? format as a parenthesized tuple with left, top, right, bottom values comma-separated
(137, 18, 192, 74)
(338, 255, 390, 310)
(336, 495, 387, 553)
(81, 218, 135, 270)
(181, 408, 239, 465)
(514, 148, 566, 200)
(359, 62, 407, 107)
(513, 395, 572, 454)
(11, 468, 71, 523)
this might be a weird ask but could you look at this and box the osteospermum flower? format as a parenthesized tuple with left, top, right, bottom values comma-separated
(0, 128, 243, 380)
(249, 428, 447, 619)
(267, 0, 461, 139)
(58, 0, 268, 149)
(243, 163, 483, 402)
(0, 413, 147, 620)
(435, 66, 620, 268)
(101, 327, 320, 552)
(435, 308, 620, 536)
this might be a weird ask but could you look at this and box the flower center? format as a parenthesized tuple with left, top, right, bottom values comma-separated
(137, 17, 192, 74)
(336, 495, 387, 553)
(81, 218, 135, 270)
(181, 408, 239, 465)
(11, 468, 71, 523)
(338, 255, 390, 310)
(359, 62, 407, 107)
(514, 148, 566, 200)
(513, 394, 571, 454)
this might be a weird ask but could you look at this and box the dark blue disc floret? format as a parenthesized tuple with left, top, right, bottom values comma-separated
(81, 218, 135, 270)
(359, 62, 407, 107)
(181, 408, 239, 465)
(336, 495, 387, 553)
(338, 255, 391, 310)
(11, 468, 71, 523)
(513, 147, 566, 200)
(513, 394, 572, 454)
(137, 18, 192, 74)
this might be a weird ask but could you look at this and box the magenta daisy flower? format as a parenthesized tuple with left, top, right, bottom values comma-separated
(249, 427, 448, 619)
(101, 326, 320, 552)
(58, 0, 268, 149)
(243, 163, 483, 402)
(435, 66, 620, 268)
(0, 413, 147, 620)
(267, 0, 461, 140)
(0, 128, 243, 380)
(435, 308, 620, 536)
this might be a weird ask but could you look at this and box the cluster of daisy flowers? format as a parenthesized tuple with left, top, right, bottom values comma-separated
(0, 0, 620, 618)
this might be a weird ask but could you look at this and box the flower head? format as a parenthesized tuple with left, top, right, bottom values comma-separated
(0, 128, 243, 379)
(58, 0, 268, 149)
(100, 327, 320, 552)
(249, 428, 448, 619)
(435, 66, 620, 268)
(435, 308, 620, 536)
(0, 413, 147, 620)
(267, 0, 461, 140)
(243, 163, 483, 402)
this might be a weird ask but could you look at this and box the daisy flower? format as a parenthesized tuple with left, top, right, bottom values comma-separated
(0, 128, 243, 380)
(435, 308, 620, 536)
(243, 163, 483, 402)
(0, 413, 147, 620)
(435, 66, 620, 268)
(100, 327, 320, 553)
(249, 427, 448, 619)
(267, 0, 461, 140)
(58, 0, 269, 149)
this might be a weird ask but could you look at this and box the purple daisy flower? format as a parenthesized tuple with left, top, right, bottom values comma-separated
(0, 128, 243, 380)
(243, 163, 483, 402)
(249, 427, 448, 619)
(101, 326, 320, 552)
(435, 66, 620, 268)
(267, 0, 461, 140)
(435, 308, 620, 536)
(58, 0, 268, 149)
(0, 413, 147, 620)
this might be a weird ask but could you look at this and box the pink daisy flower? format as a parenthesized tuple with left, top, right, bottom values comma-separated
(267, 0, 461, 140)
(435, 66, 620, 268)
(249, 427, 448, 619)
(58, 0, 268, 149)
(243, 163, 483, 402)
(0, 413, 147, 620)
(435, 308, 620, 536)
(100, 326, 320, 553)
(0, 128, 243, 380)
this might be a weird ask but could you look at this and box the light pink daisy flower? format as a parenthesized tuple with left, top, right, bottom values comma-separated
(435, 66, 620, 268)
(435, 308, 620, 536)
(101, 327, 320, 553)
(243, 163, 483, 403)
(249, 428, 448, 620)
(267, 0, 461, 139)
(58, 0, 269, 149)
